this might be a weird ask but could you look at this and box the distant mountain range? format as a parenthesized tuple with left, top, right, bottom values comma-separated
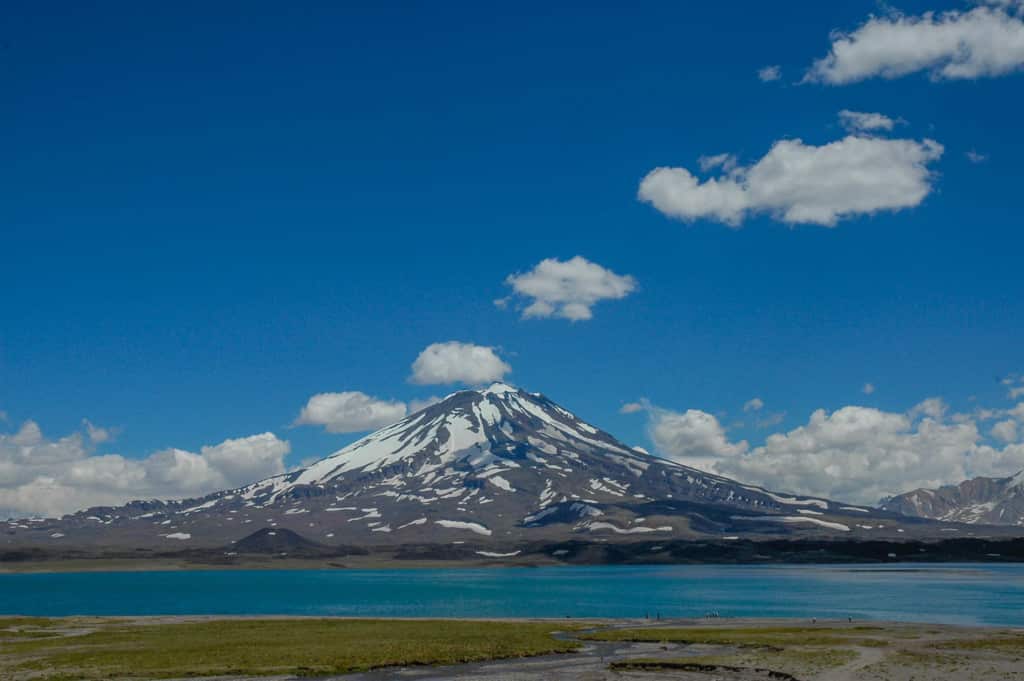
(881, 471, 1024, 526)
(5, 384, 1021, 554)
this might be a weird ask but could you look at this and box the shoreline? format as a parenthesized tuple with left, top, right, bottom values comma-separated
(1, 614, 1020, 626)
(3, 555, 1024, 574)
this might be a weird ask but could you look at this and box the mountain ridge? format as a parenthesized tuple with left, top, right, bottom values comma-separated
(881, 471, 1024, 526)
(6, 384, 1021, 551)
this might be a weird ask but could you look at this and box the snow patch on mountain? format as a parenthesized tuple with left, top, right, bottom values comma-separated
(436, 520, 492, 536)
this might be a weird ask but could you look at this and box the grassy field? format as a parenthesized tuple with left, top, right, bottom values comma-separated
(4, 618, 1024, 681)
(580, 624, 889, 647)
(0, 617, 580, 680)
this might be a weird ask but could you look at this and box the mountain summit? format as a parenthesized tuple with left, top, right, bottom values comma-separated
(13, 384, 1001, 549)
(228, 382, 862, 540)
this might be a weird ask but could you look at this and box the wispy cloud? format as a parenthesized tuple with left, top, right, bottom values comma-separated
(838, 110, 899, 134)
(757, 65, 782, 82)
(743, 397, 764, 412)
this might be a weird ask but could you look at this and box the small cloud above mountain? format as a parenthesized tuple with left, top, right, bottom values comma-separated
(296, 391, 407, 434)
(410, 341, 511, 385)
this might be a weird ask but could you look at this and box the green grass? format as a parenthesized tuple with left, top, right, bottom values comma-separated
(0, 618, 59, 629)
(933, 635, 1024, 653)
(580, 625, 880, 648)
(0, 618, 63, 642)
(1, 618, 580, 680)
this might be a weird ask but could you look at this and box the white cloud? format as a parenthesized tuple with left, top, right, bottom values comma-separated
(908, 396, 948, 420)
(992, 419, 1019, 443)
(743, 397, 765, 412)
(647, 406, 749, 471)
(758, 65, 782, 82)
(296, 391, 407, 433)
(500, 256, 637, 321)
(716, 404, 985, 504)
(410, 341, 511, 385)
(196, 433, 289, 485)
(1006, 375, 1024, 399)
(293, 389, 458, 431)
(642, 393, 1024, 505)
(971, 442, 1024, 479)
(806, 5, 1024, 84)
(0, 421, 290, 518)
(140, 447, 223, 493)
(838, 109, 898, 133)
(968, 401, 1024, 423)
(82, 419, 113, 444)
(862, 382, 876, 395)
(639, 133, 943, 227)
(966, 149, 989, 163)
(620, 402, 645, 414)
(756, 412, 786, 429)
(698, 153, 739, 173)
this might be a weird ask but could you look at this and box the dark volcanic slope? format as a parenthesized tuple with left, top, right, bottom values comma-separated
(7, 384, 1019, 550)
(882, 471, 1024, 526)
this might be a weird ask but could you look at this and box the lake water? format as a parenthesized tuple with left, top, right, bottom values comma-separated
(3, 564, 1023, 626)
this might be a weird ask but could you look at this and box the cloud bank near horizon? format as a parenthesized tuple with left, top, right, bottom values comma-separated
(4, 377, 1023, 516)
(625, 393, 1024, 505)
(0, 423, 289, 519)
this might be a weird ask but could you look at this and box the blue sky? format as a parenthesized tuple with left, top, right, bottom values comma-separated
(3, 1, 1023, 514)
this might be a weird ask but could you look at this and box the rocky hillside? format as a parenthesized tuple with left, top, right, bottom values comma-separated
(882, 471, 1024, 526)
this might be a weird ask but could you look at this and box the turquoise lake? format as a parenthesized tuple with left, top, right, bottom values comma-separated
(3, 564, 1023, 626)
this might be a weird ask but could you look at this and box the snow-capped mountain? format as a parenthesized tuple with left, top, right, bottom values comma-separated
(10, 384, 1007, 550)
(881, 471, 1024, 526)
